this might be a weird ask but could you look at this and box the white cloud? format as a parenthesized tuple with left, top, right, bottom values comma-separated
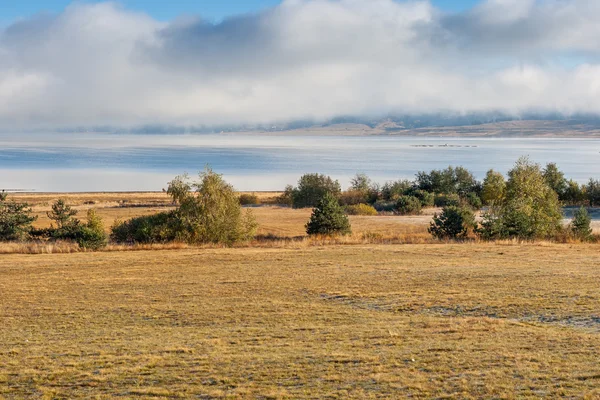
(1, 0, 600, 128)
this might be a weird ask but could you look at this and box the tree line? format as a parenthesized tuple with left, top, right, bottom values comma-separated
(280, 157, 597, 241)
(0, 158, 597, 249)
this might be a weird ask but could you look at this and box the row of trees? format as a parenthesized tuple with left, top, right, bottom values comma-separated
(290, 157, 596, 241)
(1, 159, 596, 248)
(280, 162, 600, 215)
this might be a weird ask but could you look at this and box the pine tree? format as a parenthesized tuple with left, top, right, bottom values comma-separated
(47, 199, 78, 229)
(571, 206, 592, 240)
(429, 206, 475, 240)
(306, 193, 351, 236)
(0, 192, 37, 241)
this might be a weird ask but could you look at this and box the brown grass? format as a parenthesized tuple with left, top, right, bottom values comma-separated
(1, 244, 600, 398)
(12, 191, 282, 208)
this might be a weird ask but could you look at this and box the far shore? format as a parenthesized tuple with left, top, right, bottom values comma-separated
(222, 120, 600, 138)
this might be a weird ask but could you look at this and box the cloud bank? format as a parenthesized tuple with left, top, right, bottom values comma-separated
(1, 0, 600, 128)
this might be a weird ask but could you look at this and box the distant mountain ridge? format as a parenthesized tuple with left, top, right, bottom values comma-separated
(17, 113, 600, 137)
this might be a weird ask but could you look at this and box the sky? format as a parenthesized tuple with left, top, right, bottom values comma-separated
(1, 1, 482, 22)
(1, 0, 600, 129)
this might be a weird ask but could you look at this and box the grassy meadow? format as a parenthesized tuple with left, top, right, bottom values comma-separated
(2, 244, 600, 398)
(1, 192, 600, 398)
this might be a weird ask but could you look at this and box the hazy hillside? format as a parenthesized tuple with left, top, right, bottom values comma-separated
(234, 119, 600, 137)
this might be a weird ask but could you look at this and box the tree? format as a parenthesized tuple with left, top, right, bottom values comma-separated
(570, 206, 592, 241)
(167, 168, 257, 245)
(350, 173, 372, 193)
(478, 157, 562, 240)
(47, 199, 78, 229)
(429, 206, 476, 240)
(434, 193, 460, 207)
(563, 179, 587, 206)
(348, 173, 379, 204)
(406, 189, 435, 207)
(543, 163, 567, 201)
(588, 179, 600, 207)
(381, 179, 413, 201)
(291, 173, 342, 208)
(481, 169, 505, 206)
(453, 166, 479, 197)
(0, 193, 37, 241)
(416, 166, 478, 196)
(277, 185, 295, 206)
(306, 193, 351, 236)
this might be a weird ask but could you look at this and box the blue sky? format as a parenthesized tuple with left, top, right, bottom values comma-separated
(2, 0, 482, 23)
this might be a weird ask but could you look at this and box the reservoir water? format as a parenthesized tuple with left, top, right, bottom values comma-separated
(1, 133, 599, 192)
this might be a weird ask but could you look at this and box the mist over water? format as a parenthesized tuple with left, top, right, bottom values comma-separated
(1, 133, 599, 192)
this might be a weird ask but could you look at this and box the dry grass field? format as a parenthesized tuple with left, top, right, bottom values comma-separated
(11, 192, 435, 241)
(1, 244, 600, 398)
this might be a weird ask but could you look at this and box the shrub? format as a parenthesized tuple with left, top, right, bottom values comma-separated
(396, 196, 422, 215)
(339, 190, 368, 206)
(571, 207, 593, 241)
(78, 209, 107, 250)
(239, 193, 260, 206)
(110, 211, 178, 244)
(291, 173, 341, 208)
(345, 203, 378, 216)
(409, 189, 435, 207)
(476, 211, 506, 241)
(276, 185, 294, 206)
(429, 206, 476, 240)
(434, 193, 460, 207)
(373, 200, 396, 213)
(0, 191, 37, 241)
(75, 227, 107, 250)
(464, 192, 483, 210)
(306, 193, 351, 236)
(47, 207, 107, 250)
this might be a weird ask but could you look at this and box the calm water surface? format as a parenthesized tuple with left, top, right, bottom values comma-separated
(1, 133, 599, 192)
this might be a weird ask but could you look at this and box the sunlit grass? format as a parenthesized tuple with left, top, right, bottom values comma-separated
(1, 244, 600, 398)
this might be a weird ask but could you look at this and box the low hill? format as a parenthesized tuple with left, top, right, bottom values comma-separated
(234, 120, 600, 137)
